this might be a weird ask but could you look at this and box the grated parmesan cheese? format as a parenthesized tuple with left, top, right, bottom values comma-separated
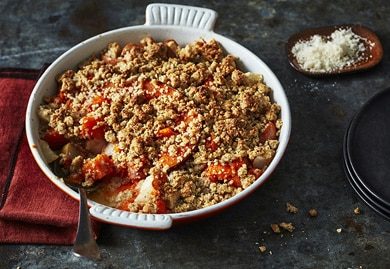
(292, 27, 371, 72)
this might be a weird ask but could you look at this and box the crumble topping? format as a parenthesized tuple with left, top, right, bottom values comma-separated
(38, 37, 281, 214)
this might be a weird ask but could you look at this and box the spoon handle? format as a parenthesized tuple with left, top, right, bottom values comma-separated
(72, 188, 101, 260)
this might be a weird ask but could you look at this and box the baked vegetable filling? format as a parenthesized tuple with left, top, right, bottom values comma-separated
(38, 37, 281, 213)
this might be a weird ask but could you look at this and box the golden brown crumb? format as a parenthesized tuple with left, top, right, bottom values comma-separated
(270, 224, 281, 233)
(279, 222, 295, 232)
(308, 208, 318, 217)
(259, 245, 267, 253)
(39, 38, 281, 214)
(354, 207, 361, 215)
(286, 202, 298, 214)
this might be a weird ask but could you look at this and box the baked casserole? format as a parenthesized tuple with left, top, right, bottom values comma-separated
(38, 37, 281, 214)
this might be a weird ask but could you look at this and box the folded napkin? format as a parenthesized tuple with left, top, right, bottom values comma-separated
(0, 68, 99, 245)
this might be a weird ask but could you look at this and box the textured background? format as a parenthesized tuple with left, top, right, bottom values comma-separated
(1, 0, 390, 268)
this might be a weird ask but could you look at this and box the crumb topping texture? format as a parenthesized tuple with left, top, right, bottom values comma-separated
(39, 37, 281, 214)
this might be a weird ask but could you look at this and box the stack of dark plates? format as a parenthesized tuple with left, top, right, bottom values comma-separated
(343, 87, 390, 221)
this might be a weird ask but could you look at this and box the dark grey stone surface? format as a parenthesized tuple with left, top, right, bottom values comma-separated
(1, 0, 389, 268)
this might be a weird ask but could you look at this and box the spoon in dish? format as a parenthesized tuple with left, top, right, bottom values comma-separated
(286, 24, 383, 76)
(64, 179, 101, 260)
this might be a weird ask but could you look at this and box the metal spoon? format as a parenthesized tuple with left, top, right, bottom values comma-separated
(65, 180, 101, 260)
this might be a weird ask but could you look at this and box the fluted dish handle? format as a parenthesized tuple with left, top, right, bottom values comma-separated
(145, 3, 218, 31)
(89, 205, 173, 230)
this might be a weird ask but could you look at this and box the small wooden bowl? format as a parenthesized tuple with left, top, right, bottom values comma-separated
(286, 24, 383, 76)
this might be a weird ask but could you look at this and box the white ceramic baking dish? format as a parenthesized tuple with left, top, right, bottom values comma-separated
(26, 3, 291, 230)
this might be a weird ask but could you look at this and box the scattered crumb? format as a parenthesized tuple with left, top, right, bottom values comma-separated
(271, 223, 280, 234)
(279, 222, 295, 232)
(354, 207, 361, 215)
(271, 223, 281, 233)
(308, 208, 318, 217)
(269, 250, 273, 255)
(259, 245, 267, 253)
(336, 228, 342, 233)
(286, 202, 298, 214)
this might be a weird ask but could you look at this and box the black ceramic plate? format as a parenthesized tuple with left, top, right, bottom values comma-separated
(346, 87, 390, 207)
(344, 123, 390, 210)
(343, 124, 390, 220)
(343, 160, 390, 221)
(343, 132, 390, 220)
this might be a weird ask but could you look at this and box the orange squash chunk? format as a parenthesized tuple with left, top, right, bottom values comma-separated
(158, 145, 195, 169)
(82, 154, 115, 181)
(205, 134, 218, 152)
(156, 127, 176, 138)
(205, 159, 245, 187)
(81, 116, 106, 140)
(158, 115, 200, 169)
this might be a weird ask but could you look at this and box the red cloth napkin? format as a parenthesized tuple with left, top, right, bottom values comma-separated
(0, 68, 99, 245)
